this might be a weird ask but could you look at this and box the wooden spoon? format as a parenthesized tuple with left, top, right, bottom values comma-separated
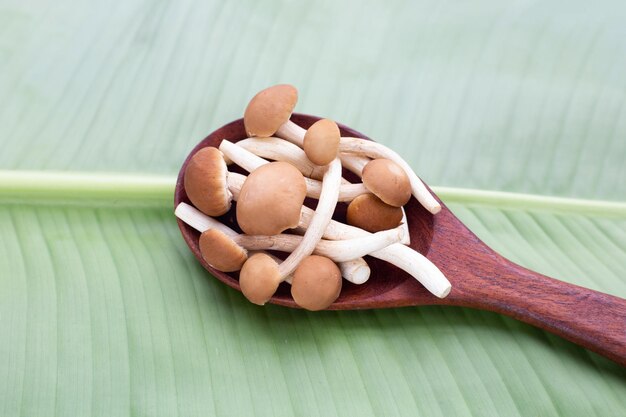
(175, 114, 626, 366)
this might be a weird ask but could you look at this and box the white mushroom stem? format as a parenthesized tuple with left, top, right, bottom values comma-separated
(304, 180, 367, 201)
(237, 138, 326, 179)
(276, 120, 307, 144)
(265, 253, 293, 284)
(220, 139, 265, 171)
(338, 259, 370, 286)
(277, 157, 342, 277)
(232, 226, 404, 262)
(175, 202, 369, 284)
(274, 127, 441, 214)
(400, 208, 409, 244)
(220, 140, 368, 202)
(340, 153, 370, 175)
(225, 175, 450, 297)
(175, 202, 237, 237)
(225, 137, 351, 185)
(227, 172, 366, 203)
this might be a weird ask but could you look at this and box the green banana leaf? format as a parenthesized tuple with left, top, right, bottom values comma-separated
(1, 1, 625, 416)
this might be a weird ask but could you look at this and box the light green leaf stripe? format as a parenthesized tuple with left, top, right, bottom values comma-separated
(434, 187, 626, 218)
(1, 170, 624, 217)
(0, 170, 174, 206)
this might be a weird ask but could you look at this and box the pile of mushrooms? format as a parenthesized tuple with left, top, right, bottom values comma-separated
(175, 84, 451, 310)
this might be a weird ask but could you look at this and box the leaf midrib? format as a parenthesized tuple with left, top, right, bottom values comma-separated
(0, 170, 624, 217)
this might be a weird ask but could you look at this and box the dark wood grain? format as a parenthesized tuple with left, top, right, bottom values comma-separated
(174, 114, 626, 366)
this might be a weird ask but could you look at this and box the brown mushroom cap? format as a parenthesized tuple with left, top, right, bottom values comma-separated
(184, 147, 232, 216)
(239, 253, 282, 305)
(291, 255, 342, 311)
(362, 159, 411, 207)
(303, 119, 340, 166)
(346, 194, 403, 232)
(236, 161, 307, 235)
(199, 229, 248, 272)
(244, 84, 298, 137)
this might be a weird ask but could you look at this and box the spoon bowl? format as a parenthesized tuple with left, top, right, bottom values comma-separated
(175, 114, 626, 366)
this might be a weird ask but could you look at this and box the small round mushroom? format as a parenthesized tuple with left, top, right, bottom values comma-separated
(199, 229, 247, 272)
(362, 158, 411, 207)
(291, 255, 342, 311)
(347, 194, 403, 233)
(303, 119, 340, 166)
(239, 253, 282, 305)
(244, 84, 298, 137)
(236, 161, 307, 235)
(184, 147, 232, 216)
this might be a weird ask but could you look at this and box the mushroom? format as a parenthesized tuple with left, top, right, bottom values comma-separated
(263, 106, 440, 214)
(291, 255, 342, 311)
(303, 119, 340, 166)
(184, 147, 232, 216)
(244, 84, 302, 138)
(347, 194, 404, 233)
(236, 161, 307, 235)
(199, 229, 247, 272)
(237, 153, 342, 305)
(220, 140, 369, 202)
(362, 158, 411, 207)
(239, 253, 283, 305)
(175, 202, 371, 284)
(185, 156, 450, 297)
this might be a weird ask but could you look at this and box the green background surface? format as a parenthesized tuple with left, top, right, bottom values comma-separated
(1, 0, 625, 416)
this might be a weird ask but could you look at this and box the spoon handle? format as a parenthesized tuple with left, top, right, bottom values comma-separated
(460, 259, 626, 366)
